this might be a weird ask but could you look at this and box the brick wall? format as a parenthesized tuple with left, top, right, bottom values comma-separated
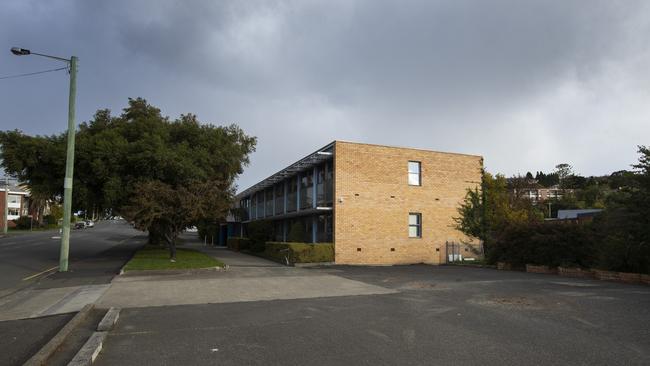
(0, 193, 5, 231)
(333, 141, 482, 265)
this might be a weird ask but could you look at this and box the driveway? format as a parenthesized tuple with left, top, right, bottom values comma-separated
(95, 261, 650, 366)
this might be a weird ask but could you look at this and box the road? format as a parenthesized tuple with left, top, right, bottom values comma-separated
(0, 220, 145, 366)
(0, 220, 143, 294)
(95, 262, 650, 366)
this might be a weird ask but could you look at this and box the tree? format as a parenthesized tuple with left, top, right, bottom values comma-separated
(554, 163, 574, 189)
(454, 171, 542, 255)
(595, 146, 650, 273)
(124, 180, 232, 260)
(0, 98, 256, 259)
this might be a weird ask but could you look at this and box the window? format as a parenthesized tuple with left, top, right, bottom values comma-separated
(287, 177, 297, 212)
(299, 173, 313, 210)
(408, 161, 421, 186)
(8, 195, 20, 204)
(409, 213, 422, 238)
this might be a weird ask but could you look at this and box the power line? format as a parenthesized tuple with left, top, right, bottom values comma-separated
(0, 66, 68, 80)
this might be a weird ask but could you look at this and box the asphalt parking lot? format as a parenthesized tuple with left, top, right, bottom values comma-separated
(96, 265, 650, 366)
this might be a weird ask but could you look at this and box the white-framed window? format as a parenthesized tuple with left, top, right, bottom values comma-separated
(409, 213, 422, 238)
(408, 161, 421, 186)
(8, 194, 20, 204)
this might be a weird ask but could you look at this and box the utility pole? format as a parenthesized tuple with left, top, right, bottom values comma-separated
(59, 56, 78, 272)
(10, 48, 78, 272)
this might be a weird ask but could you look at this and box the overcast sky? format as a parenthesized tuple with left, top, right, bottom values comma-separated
(1, 0, 649, 191)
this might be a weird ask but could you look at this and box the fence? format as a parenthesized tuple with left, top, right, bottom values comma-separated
(444, 241, 484, 264)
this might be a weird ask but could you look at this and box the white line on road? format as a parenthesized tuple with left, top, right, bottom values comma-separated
(22, 266, 59, 281)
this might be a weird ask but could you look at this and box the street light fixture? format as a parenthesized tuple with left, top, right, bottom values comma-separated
(11, 47, 78, 272)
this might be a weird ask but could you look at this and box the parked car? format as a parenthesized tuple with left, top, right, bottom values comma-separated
(186, 226, 198, 233)
(74, 222, 86, 229)
(85, 220, 95, 228)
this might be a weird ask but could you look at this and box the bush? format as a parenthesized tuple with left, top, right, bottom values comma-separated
(43, 214, 58, 226)
(287, 222, 305, 242)
(264, 242, 334, 263)
(227, 237, 251, 251)
(197, 220, 219, 241)
(247, 220, 273, 252)
(12, 216, 33, 230)
(488, 222, 595, 268)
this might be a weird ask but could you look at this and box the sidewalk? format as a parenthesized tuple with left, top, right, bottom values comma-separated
(195, 245, 282, 267)
(96, 242, 396, 309)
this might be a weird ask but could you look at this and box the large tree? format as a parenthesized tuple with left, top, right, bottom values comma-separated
(0, 98, 256, 259)
(454, 171, 543, 254)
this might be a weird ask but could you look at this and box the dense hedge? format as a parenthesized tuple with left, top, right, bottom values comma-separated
(264, 242, 334, 264)
(488, 222, 596, 269)
(227, 237, 251, 251)
(12, 216, 33, 230)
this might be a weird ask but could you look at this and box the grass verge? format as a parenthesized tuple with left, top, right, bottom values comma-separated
(124, 246, 224, 271)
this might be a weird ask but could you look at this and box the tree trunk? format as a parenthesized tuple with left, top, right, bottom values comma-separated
(164, 230, 177, 261)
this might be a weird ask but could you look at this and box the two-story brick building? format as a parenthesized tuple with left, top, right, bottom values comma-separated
(233, 141, 483, 265)
(0, 183, 30, 230)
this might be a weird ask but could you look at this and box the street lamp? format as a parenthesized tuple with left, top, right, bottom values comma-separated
(11, 47, 78, 272)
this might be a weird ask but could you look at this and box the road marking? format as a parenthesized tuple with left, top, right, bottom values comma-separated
(22, 266, 59, 281)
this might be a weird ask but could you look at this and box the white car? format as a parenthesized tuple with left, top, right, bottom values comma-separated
(85, 220, 95, 228)
(186, 226, 198, 233)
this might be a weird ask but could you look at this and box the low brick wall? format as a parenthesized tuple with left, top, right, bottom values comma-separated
(593, 269, 620, 282)
(617, 272, 642, 284)
(641, 274, 650, 285)
(525, 264, 557, 274)
(558, 267, 595, 279)
(497, 262, 512, 270)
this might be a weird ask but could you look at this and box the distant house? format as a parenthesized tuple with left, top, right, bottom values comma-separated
(0, 183, 30, 229)
(556, 209, 603, 222)
(510, 178, 570, 204)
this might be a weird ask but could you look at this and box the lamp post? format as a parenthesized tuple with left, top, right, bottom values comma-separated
(11, 47, 78, 272)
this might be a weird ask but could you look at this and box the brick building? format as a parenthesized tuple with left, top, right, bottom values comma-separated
(0, 183, 30, 230)
(232, 141, 483, 265)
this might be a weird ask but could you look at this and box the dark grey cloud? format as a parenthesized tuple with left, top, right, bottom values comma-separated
(1, 0, 649, 190)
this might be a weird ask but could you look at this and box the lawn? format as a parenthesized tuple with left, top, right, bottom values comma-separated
(124, 246, 225, 271)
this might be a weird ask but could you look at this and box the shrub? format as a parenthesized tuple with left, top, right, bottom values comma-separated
(227, 237, 251, 251)
(247, 220, 273, 252)
(43, 214, 58, 226)
(287, 222, 305, 242)
(264, 242, 334, 263)
(488, 222, 595, 268)
(12, 216, 33, 230)
(197, 220, 219, 241)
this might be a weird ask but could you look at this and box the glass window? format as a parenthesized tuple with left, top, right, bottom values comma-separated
(265, 188, 273, 217)
(300, 173, 314, 210)
(274, 220, 284, 242)
(409, 213, 422, 238)
(250, 193, 257, 220)
(317, 214, 333, 242)
(317, 161, 333, 207)
(287, 177, 297, 212)
(257, 192, 264, 218)
(408, 161, 421, 186)
(8, 195, 20, 204)
(239, 198, 250, 221)
(274, 183, 284, 215)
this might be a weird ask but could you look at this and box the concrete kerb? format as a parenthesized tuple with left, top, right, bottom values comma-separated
(119, 265, 229, 277)
(67, 331, 107, 366)
(294, 262, 336, 268)
(23, 304, 95, 366)
(96, 307, 120, 332)
(66, 307, 121, 365)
